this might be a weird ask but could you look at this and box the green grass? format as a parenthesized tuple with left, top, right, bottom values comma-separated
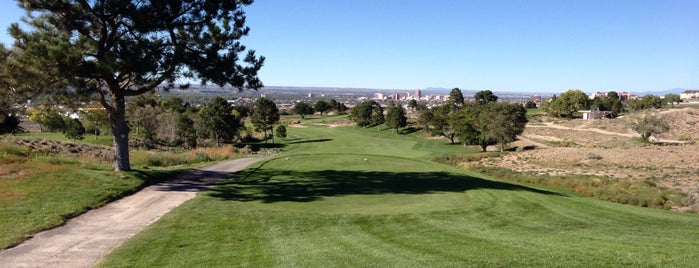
(0, 141, 207, 249)
(99, 124, 699, 267)
(17, 132, 114, 146)
(0, 159, 146, 248)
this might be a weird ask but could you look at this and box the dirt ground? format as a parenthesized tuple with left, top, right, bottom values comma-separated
(469, 107, 699, 194)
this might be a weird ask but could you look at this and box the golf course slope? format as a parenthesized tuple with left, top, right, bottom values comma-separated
(99, 124, 699, 267)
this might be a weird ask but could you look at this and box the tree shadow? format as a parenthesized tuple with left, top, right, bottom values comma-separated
(399, 127, 421, 135)
(208, 168, 564, 203)
(285, 138, 333, 144)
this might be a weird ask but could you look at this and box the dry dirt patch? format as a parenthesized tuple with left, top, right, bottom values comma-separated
(472, 108, 699, 194)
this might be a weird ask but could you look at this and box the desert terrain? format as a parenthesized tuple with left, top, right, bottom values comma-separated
(469, 107, 699, 201)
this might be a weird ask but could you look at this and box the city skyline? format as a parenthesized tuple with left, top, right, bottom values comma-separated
(0, 1, 697, 93)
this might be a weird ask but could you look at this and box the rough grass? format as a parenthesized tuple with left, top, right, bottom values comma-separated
(0, 159, 147, 249)
(469, 165, 684, 209)
(99, 124, 699, 267)
(0, 140, 228, 249)
(130, 146, 239, 168)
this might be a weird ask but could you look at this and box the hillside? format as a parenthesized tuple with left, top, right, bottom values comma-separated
(473, 107, 699, 209)
(99, 121, 699, 267)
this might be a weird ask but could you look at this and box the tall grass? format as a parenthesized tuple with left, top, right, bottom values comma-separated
(130, 146, 239, 168)
(469, 165, 684, 209)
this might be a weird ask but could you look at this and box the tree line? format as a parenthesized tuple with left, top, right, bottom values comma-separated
(348, 88, 528, 152)
(542, 89, 683, 119)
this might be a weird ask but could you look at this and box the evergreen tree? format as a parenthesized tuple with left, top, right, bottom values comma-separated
(251, 98, 280, 143)
(448, 88, 465, 109)
(385, 102, 408, 134)
(197, 97, 241, 147)
(7, 1, 264, 170)
(64, 118, 86, 141)
(349, 100, 383, 127)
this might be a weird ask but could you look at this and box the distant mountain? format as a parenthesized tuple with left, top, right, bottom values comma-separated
(636, 88, 688, 96)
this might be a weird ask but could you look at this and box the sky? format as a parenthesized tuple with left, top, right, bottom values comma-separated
(1, 0, 698, 93)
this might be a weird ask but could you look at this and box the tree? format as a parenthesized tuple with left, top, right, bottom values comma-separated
(484, 102, 527, 151)
(251, 98, 280, 143)
(0, 112, 22, 134)
(525, 101, 538, 109)
(328, 99, 348, 113)
(275, 125, 287, 139)
(447, 88, 465, 108)
(629, 94, 664, 111)
(417, 106, 433, 131)
(385, 102, 407, 134)
(156, 110, 180, 147)
(407, 99, 418, 110)
(314, 100, 332, 116)
(454, 102, 527, 151)
(127, 103, 163, 147)
(349, 100, 383, 127)
(664, 93, 681, 107)
(28, 107, 65, 133)
(292, 102, 314, 119)
(9, 1, 264, 171)
(544, 89, 590, 118)
(64, 118, 86, 141)
(474, 90, 498, 105)
(197, 97, 242, 147)
(430, 105, 457, 144)
(177, 112, 198, 149)
(80, 102, 110, 137)
(161, 96, 187, 113)
(453, 104, 494, 151)
(628, 113, 670, 143)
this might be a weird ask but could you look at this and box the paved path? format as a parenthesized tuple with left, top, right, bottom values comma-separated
(0, 157, 261, 268)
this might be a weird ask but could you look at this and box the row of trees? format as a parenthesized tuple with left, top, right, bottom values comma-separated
(24, 94, 281, 150)
(543, 89, 683, 119)
(292, 99, 348, 119)
(349, 88, 528, 151)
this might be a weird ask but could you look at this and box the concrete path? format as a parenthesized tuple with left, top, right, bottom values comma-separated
(0, 157, 261, 268)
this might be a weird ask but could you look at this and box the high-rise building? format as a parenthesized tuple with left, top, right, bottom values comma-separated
(415, 89, 422, 99)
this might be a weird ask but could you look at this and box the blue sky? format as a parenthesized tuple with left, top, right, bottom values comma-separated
(1, 0, 698, 93)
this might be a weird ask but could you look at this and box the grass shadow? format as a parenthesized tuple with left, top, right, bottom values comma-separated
(208, 168, 564, 203)
(399, 127, 421, 135)
(285, 138, 333, 145)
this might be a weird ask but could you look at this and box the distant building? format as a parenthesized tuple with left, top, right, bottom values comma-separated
(590, 92, 608, 100)
(415, 89, 422, 99)
(580, 110, 614, 120)
(590, 91, 638, 101)
(680, 90, 699, 100)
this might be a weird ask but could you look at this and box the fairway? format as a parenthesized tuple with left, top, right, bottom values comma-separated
(99, 125, 699, 267)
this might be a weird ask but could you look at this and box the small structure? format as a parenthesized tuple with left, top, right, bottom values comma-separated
(680, 90, 699, 100)
(580, 110, 614, 120)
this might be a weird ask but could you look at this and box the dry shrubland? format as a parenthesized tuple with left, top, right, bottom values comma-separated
(465, 107, 699, 210)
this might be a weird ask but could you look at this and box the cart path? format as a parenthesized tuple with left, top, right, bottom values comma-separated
(0, 157, 262, 268)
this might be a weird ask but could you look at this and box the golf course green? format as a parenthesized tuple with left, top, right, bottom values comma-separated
(99, 124, 699, 267)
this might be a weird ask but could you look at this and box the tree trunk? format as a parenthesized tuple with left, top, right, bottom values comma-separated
(109, 94, 131, 171)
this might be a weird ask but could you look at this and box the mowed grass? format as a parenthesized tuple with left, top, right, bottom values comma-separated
(100, 125, 699, 267)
